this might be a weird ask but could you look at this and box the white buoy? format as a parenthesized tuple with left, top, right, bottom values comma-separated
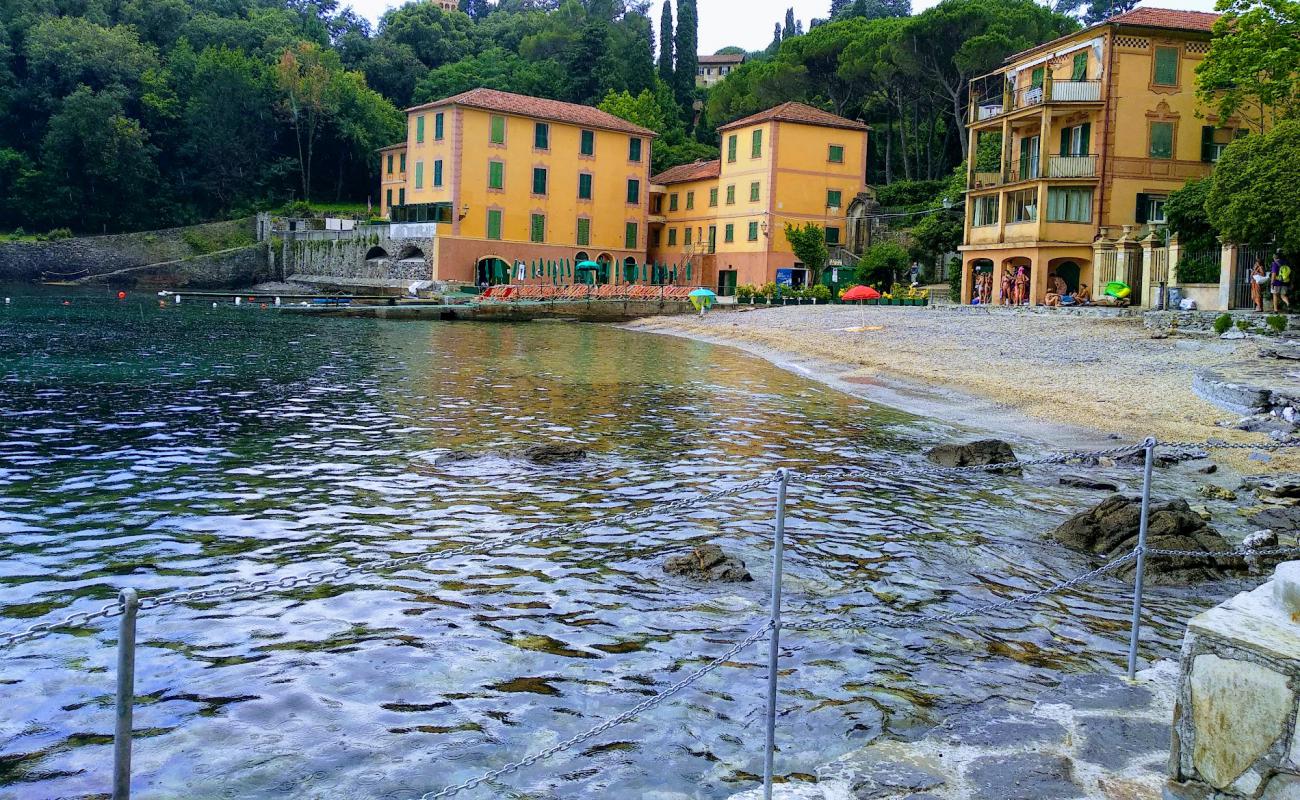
(234, 296, 242, 306)
(175, 295, 182, 305)
(212, 302, 218, 309)
(3, 298, 9, 305)
(275, 296, 281, 306)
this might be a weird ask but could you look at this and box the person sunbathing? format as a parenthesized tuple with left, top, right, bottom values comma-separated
(1075, 283, 1093, 305)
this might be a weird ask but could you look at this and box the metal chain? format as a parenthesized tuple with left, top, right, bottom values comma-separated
(1159, 440, 1300, 452)
(2, 473, 781, 647)
(413, 621, 774, 799)
(790, 551, 1140, 632)
(1144, 545, 1300, 559)
(0, 600, 126, 650)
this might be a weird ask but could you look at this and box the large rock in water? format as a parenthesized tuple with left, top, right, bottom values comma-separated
(1049, 495, 1263, 584)
(663, 544, 753, 583)
(519, 443, 587, 465)
(925, 439, 1018, 471)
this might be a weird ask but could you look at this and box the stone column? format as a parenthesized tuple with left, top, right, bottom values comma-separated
(1218, 240, 1238, 312)
(1115, 225, 1141, 301)
(1140, 232, 1160, 309)
(1167, 561, 1300, 800)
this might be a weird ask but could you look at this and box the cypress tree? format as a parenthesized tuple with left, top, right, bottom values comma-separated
(673, 0, 698, 107)
(658, 1, 675, 85)
(783, 7, 796, 39)
(768, 21, 783, 54)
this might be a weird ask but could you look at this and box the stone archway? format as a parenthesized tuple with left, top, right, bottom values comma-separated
(1002, 256, 1033, 305)
(476, 256, 510, 287)
(966, 258, 994, 304)
(397, 244, 425, 261)
(365, 246, 389, 261)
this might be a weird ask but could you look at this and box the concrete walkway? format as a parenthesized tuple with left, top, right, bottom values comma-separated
(730, 662, 1177, 800)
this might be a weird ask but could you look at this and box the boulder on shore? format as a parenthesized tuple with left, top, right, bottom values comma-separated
(663, 544, 753, 583)
(925, 439, 1018, 471)
(1049, 495, 1270, 584)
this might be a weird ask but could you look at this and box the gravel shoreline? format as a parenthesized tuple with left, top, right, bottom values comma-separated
(627, 304, 1289, 473)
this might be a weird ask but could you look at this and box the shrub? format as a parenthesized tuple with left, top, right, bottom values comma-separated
(1212, 313, 1233, 335)
(808, 284, 831, 302)
(1236, 319, 1253, 332)
(1266, 314, 1287, 333)
(856, 242, 909, 286)
(46, 227, 72, 240)
(875, 180, 946, 207)
(736, 283, 756, 302)
(757, 281, 778, 300)
(9, 227, 23, 240)
(1175, 251, 1221, 283)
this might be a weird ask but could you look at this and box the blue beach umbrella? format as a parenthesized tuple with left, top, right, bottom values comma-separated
(689, 288, 717, 312)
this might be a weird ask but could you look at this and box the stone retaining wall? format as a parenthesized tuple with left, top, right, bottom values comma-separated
(1145, 309, 1300, 334)
(275, 232, 433, 283)
(98, 246, 273, 290)
(0, 218, 256, 281)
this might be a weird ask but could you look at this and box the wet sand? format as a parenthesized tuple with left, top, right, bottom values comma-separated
(627, 304, 1290, 473)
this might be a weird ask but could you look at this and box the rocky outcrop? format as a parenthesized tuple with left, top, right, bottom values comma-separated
(1049, 495, 1258, 584)
(433, 443, 589, 468)
(663, 544, 752, 583)
(925, 439, 1017, 471)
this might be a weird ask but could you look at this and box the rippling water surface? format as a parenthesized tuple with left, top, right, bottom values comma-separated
(0, 287, 1249, 799)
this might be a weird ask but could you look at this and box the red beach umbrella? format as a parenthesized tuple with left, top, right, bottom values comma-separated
(842, 285, 880, 301)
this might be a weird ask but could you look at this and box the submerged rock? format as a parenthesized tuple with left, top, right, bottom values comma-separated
(925, 439, 1018, 471)
(1059, 475, 1121, 492)
(431, 442, 588, 468)
(1049, 495, 1267, 584)
(663, 544, 752, 583)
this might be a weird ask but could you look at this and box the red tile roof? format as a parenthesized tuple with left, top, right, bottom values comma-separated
(407, 88, 657, 137)
(699, 53, 746, 64)
(1107, 7, 1220, 32)
(651, 159, 722, 185)
(718, 101, 870, 133)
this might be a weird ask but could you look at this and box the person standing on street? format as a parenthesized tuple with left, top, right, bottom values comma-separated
(1272, 253, 1291, 313)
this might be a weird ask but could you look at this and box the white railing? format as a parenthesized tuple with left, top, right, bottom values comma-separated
(1051, 80, 1102, 102)
(1048, 155, 1099, 178)
(977, 104, 1004, 121)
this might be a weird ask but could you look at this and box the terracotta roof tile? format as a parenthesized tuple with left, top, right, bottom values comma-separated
(407, 88, 657, 138)
(699, 53, 746, 64)
(651, 159, 721, 185)
(718, 102, 870, 133)
(1107, 7, 1220, 32)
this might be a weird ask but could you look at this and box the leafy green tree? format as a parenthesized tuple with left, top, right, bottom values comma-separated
(614, 9, 657, 97)
(600, 86, 674, 133)
(1196, 0, 1299, 130)
(1207, 121, 1300, 253)
(379, 3, 475, 70)
(856, 242, 909, 285)
(275, 41, 338, 201)
(416, 47, 566, 101)
(356, 39, 427, 108)
(784, 222, 829, 279)
(24, 18, 156, 101)
(1165, 178, 1216, 252)
(41, 87, 161, 231)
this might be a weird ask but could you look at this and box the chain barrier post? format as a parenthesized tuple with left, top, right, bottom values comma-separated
(113, 589, 139, 800)
(1127, 437, 1156, 680)
(762, 468, 790, 800)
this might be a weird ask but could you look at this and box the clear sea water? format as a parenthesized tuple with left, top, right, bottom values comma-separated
(0, 286, 1248, 799)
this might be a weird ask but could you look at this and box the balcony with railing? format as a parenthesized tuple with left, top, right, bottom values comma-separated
(1050, 80, 1101, 102)
(1047, 154, 1098, 178)
(970, 78, 1102, 123)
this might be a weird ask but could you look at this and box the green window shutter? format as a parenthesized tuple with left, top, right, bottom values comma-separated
(530, 213, 545, 242)
(1080, 123, 1091, 155)
(1154, 47, 1178, 85)
(748, 221, 759, 241)
(684, 227, 692, 245)
(433, 160, 443, 187)
(629, 137, 642, 162)
(1201, 125, 1215, 162)
(414, 161, 424, 189)
(686, 191, 694, 210)
(581, 130, 594, 156)
(489, 161, 504, 190)
(827, 190, 842, 208)
(1019, 138, 1030, 176)
(400, 153, 406, 172)
(490, 116, 505, 144)
(829, 145, 844, 163)
(750, 182, 760, 202)
(728, 135, 738, 162)
(627, 179, 640, 204)
(535, 123, 549, 150)
(707, 226, 716, 253)
(669, 194, 678, 211)
(709, 187, 718, 207)
(1135, 193, 1149, 224)
(1060, 127, 1071, 157)
(533, 167, 547, 195)
(1149, 122, 1173, 158)
(1071, 52, 1087, 81)
(668, 228, 677, 246)
(577, 217, 590, 246)
(726, 185, 735, 205)
(487, 209, 502, 240)
(416, 115, 425, 143)
(1031, 66, 1044, 88)
(724, 223, 734, 243)
(435, 112, 444, 140)
(751, 129, 763, 157)
(579, 173, 592, 199)
(398, 188, 404, 205)
(386, 189, 392, 208)
(825, 227, 840, 244)
(625, 222, 638, 249)
(387, 154, 393, 173)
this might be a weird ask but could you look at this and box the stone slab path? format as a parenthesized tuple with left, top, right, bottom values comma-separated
(729, 661, 1177, 800)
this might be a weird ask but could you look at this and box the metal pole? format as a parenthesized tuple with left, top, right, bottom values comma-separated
(1127, 438, 1156, 680)
(113, 589, 139, 800)
(763, 468, 790, 800)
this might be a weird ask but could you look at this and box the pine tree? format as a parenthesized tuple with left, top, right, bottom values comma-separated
(673, 0, 698, 107)
(658, 1, 674, 85)
(783, 8, 796, 39)
(850, 0, 869, 16)
(795, 19, 804, 35)
(768, 21, 783, 54)
(830, 0, 851, 18)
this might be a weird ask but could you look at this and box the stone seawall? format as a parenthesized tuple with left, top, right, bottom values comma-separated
(90, 246, 273, 290)
(275, 231, 434, 283)
(288, 299, 698, 323)
(0, 218, 257, 282)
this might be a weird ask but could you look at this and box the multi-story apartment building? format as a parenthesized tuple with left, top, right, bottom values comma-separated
(427, 0, 459, 11)
(959, 8, 1232, 306)
(697, 53, 746, 88)
(378, 88, 656, 286)
(647, 102, 870, 294)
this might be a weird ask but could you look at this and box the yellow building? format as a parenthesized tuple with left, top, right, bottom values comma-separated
(427, 0, 459, 10)
(960, 8, 1233, 307)
(697, 54, 746, 88)
(378, 88, 657, 285)
(647, 102, 870, 294)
